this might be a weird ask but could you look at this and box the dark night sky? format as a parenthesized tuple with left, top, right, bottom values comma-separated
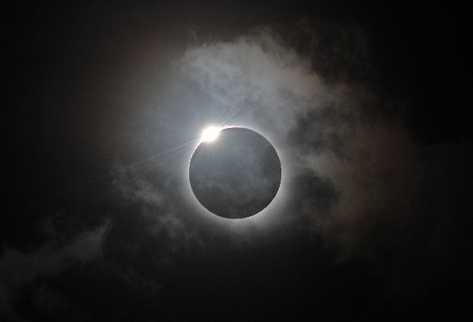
(5, 1, 473, 321)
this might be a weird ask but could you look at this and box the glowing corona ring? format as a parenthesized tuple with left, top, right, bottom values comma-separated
(188, 124, 282, 221)
(184, 123, 288, 227)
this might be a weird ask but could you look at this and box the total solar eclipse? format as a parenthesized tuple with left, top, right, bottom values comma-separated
(189, 126, 281, 219)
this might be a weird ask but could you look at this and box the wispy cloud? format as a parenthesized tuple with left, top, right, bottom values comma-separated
(0, 222, 110, 319)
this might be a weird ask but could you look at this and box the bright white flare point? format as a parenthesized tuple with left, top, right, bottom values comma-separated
(200, 126, 221, 143)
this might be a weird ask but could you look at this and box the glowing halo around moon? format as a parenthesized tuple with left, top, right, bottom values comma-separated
(187, 125, 282, 220)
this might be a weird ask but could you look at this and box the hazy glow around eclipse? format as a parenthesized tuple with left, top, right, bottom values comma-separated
(200, 126, 221, 143)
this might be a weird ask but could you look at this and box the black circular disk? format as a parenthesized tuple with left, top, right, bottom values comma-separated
(189, 127, 281, 219)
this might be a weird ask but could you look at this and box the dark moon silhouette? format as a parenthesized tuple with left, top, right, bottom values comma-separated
(189, 127, 281, 219)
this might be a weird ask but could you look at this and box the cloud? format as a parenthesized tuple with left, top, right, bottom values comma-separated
(112, 163, 202, 249)
(180, 29, 330, 136)
(113, 164, 164, 206)
(0, 222, 110, 319)
(177, 27, 418, 257)
(108, 24, 417, 262)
